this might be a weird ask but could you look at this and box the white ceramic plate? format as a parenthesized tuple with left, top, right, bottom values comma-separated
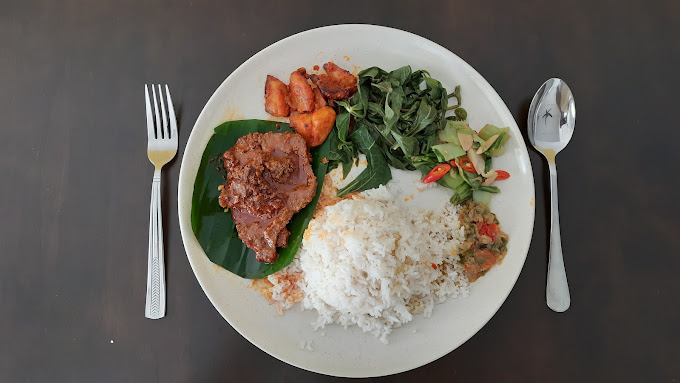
(178, 24, 535, 377)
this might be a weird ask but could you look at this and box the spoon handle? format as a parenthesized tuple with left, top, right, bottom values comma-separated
(546, 161, 571, 312)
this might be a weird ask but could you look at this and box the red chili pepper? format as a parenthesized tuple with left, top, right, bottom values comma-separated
(432, 263, 437, 270)
(495, 170, 510, 180)
(459, 157, 476, 173)
(449, 160, 457, 168)
(422, 163, 451, 183)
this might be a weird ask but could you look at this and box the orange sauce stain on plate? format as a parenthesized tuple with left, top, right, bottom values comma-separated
(221, 107, 245, 122)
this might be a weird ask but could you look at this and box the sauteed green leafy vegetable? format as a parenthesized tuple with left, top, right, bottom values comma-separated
(326, 65, 510, 205)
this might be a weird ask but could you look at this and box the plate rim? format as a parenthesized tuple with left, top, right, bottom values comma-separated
(178, 23, 535, 377)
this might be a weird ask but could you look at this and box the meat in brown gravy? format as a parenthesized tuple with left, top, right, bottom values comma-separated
(218, 132, 317, 263)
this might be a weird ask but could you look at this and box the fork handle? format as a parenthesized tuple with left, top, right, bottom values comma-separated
(546, 161, 570, 312)
(145, 170, 166, 319)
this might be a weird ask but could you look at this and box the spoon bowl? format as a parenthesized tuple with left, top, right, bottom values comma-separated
(528, 78, 576, 154)
(527, 78, 575, 312)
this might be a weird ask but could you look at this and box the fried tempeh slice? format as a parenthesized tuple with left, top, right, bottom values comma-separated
(264, 75, 290, 117)
(323, 62, 358, 94)
(288, 68, 315, 113)
(309, 73, 350, 100)
(289, 106, 336, 147)
(312, 86, 327, 110)
(309, 62, 358, 100)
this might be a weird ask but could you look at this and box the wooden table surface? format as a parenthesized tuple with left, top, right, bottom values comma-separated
(2, 1, 678, 381)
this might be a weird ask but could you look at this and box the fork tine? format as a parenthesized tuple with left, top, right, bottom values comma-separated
(158, 84, 168, 139)
(165, 85, 178, 140)
(144, 85, 155, 139)
(151, 85, 161, 139)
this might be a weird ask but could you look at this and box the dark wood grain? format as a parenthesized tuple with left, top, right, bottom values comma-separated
(1, 0, 678, 381)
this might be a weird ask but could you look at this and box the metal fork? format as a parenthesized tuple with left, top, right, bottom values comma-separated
(144, 84, 178, 319)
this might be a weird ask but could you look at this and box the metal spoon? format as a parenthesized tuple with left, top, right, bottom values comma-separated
(527, 78, 575, 312)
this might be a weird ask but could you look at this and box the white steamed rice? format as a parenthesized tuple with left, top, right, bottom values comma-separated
(258, 185, 468, 343)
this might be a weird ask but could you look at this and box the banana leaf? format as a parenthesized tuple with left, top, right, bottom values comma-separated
(190, 120, 329, 279)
